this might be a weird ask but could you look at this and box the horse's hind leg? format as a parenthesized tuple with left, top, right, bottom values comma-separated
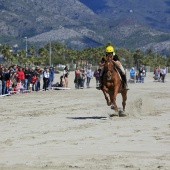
(121, 90, 127, 111)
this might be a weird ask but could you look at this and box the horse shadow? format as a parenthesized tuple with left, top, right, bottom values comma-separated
(67, 116, 108, 120)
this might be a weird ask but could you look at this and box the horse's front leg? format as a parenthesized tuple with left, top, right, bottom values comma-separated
(108, 90, 119, 117)
(111, 88, 119, 114)
(102, 86, 111, 106)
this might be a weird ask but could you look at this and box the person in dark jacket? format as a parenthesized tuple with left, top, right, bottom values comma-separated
(24, 66, 31, 90)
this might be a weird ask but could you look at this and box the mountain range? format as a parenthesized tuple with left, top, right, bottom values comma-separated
(0, 0, 170, 54)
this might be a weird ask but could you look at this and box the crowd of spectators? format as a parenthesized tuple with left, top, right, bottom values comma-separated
(0, 63, 55, 96)
(153, 66, 167, 82)
(74, 66, 93, 89)
(129, 65, 146, 83)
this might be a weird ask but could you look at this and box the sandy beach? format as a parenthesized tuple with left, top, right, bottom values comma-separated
(0, 71, 170, 170)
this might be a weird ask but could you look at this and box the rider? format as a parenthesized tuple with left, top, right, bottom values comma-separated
(97, 45, 129, 90)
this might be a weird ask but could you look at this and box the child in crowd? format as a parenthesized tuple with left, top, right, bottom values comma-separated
(31, 74, 37, 91)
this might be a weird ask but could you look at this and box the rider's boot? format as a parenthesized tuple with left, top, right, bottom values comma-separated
(122, 75, 129, 90)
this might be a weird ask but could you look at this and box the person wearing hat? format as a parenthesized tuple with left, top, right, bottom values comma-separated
(97, 45, 129, 90)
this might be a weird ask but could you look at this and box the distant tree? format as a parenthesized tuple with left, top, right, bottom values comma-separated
(1, 44, 12, 64)
(28, 45, 36, 56)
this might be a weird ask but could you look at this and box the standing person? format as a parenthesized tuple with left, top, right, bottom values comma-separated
(153, 66, 160, 80)
(160, 66, 166, 82)
(93, 68, 100, 87)
(13, 65, 18, 73)
(97, 46, 129, 90)
(135, 72, 139, 83)
(51, 67, 55, 86)
(37, 69, 43, 91)
(77, 68, 83, 89)
(82, 69, 86, 88)
(0, 67, 2, 95)
(74, 67, 80, 89)
(63, 66, 69, 88)
(43, 68, 50, 91)
(138, 65, 144, 83)
(49, 67, 55, 89)
(0, 78, 2, 95)
(143, 67, 146, 77)
(0, 67, 7, 95)
(130, 67, 135, 80)
(29, 67, 35, 90)
(24, 66, 31, 90)
(31, 73, 37, 91)
(4, 67, 10, 94)
(86, 66, 92, 88)
(17, 67, 25, 87)
(0, 69, 3, 95)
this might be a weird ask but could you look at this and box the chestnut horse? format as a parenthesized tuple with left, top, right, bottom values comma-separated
(101, 59, 128, 116)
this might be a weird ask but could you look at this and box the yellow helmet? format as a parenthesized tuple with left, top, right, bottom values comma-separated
(106, 46, 114, 53)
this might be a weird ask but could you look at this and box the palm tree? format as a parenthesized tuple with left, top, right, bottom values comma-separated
(68, 49, 78, 64)
(38, 47, 49, 65)
(1, 44, 12, 64)
(28, 45, 36, 56)
(133, 49, 144, 69)
(116, 48, 134, 68)
(17, 49, 25, 65)
(35, 56, 46, 66)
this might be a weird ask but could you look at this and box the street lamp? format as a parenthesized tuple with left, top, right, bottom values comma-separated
(24, 37, 28, 57)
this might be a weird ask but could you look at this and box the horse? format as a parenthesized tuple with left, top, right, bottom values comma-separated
(101, 59, 128, 116)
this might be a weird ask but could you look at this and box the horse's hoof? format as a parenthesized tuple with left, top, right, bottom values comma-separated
(118, 110, 127, 117)
(111, 105, 115, 109)
(107, 102, 112, 106)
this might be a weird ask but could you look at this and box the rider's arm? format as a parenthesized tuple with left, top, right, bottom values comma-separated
(99, 61, 105, 67)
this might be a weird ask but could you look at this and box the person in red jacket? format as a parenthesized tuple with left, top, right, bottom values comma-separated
(31, 73, 37, 91)
(17, 67, 25, 86)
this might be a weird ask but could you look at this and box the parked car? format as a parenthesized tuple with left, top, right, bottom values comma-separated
(56, 64, 66, 69)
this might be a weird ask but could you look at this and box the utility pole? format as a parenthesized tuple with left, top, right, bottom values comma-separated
(24, 37, 28, 57)
(49, 42, 52, 66)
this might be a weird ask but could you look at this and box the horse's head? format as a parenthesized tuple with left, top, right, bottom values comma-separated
(104, 61, 114, 81)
